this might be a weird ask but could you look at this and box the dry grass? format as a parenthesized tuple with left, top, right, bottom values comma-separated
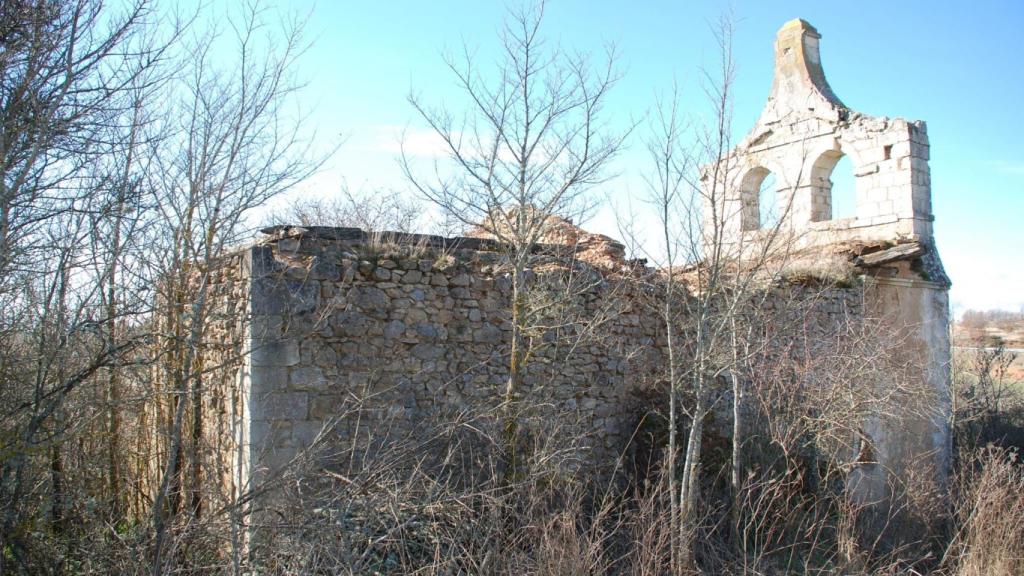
(27, 399, 1024, 575)
(778, 253, 859, 287)
(198, 388, 687, 576)
(941, 446, 1024, 576)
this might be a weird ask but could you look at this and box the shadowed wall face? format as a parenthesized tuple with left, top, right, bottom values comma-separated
(231, 228, 880, 489)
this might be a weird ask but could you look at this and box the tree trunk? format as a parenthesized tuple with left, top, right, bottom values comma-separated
(664, 299, 680, 571)
(730, 370, 743, 537)
(189, 370, 204, 518)
(679, 372, 709, 570)
(503, 272, 527, 483)
(50, 444, 64, 534)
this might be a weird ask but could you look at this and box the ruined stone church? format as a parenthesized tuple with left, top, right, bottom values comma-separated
(200, 19, 950, 511)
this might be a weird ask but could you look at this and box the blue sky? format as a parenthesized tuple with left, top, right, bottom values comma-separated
(251, 0, 1022, 314)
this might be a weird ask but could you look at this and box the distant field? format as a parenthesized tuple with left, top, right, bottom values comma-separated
(954, 314, 1024, 381)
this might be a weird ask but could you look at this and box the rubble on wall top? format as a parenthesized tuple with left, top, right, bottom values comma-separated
(259, 215, 632, 271)
(852, 240, 951, 287)
(466, 210, 627, 269)
(259, 224, 507, 252)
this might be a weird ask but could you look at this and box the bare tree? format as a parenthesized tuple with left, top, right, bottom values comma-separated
(401, 1, 628, 478)
(139, 2, 325, 570)
(263, 186, 424, 233)
(635, 16, 831, 569)
(0, 1, 172, 570)
(0, 0, 159, 282)
(953, 339, 1023, 450)
(633, 16, 952, 571)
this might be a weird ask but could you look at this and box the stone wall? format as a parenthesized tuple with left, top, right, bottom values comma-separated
(239, 229, 667, 486)
(219, 226, 916, 491)
(182, 218, 950, 524)
(200, 251, 253, 512)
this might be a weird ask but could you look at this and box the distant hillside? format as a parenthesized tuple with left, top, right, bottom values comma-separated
(955, 309, 1024, 349)
(955, 310, 1024, 381)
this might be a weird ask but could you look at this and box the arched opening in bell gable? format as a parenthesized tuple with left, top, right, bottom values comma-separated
(810, 149, 857, 221)
(738, 166, 782, 231)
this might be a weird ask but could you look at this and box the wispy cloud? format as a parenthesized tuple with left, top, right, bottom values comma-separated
(356, 125, 455, 158)
(356, 125, 530, 164)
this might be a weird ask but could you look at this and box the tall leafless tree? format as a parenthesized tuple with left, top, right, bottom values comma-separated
(0, 0, 328, 571)
(401, 1, 628, 478)
(635, 15, 818, 569)
(0, 1, 172, 570)
(140, 3, 326, 570)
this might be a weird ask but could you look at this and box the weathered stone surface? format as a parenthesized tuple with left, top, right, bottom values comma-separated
(252, 315, 284, 340)
(355, 286, 389, 310)
(410, 343, 444, 360)
(384, 319, 406, 339)
(474, 324, 502, 344)
(413, 322, 439, 339)
(405, 308, 428, 323)
(254, 392, 308, 421)
(311, 258, 339, 281)
(290, 366, 327, 391)
(292, 420, 325, 446)
(331, 310, 371, 337)
(251, 338, 300, 367)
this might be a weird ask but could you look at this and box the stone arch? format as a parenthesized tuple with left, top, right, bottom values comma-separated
(736, 165, 781, 230)
(809, 147, 859, 222)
